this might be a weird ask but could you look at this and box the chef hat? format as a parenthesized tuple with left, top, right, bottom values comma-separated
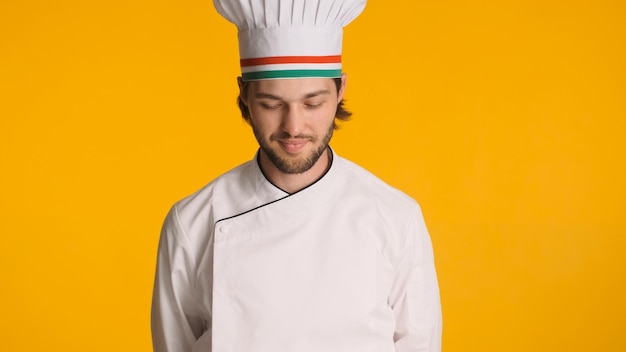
(214, 0, 367, 81)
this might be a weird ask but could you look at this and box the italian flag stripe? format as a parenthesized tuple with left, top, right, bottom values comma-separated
(240, 55, 342, 67)
(242, 69, 342, 80)
(241, 62, 341, 73)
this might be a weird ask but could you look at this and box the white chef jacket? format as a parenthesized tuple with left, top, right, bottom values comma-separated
(151, 149, 442, 352)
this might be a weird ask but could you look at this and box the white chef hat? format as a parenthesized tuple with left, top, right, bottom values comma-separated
(214, 0, 367, 81)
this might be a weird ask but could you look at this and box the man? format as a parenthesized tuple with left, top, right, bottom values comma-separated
(151, 0, 442, 351)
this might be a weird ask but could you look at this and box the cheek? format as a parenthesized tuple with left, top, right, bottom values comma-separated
(316, 105, 339, 124)
(249, 113, 278, 134)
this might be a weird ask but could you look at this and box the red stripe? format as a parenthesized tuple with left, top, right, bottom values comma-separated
(240, 55, 341, 67)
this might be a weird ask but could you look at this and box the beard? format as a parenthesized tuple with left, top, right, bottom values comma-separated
(252, 122, 334, 175)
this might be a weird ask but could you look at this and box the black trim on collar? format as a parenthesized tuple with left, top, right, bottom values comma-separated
(215, 146, 335, 225)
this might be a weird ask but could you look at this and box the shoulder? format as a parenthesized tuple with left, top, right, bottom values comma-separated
(166, 160, 256, 238)
(175, 160, 254, 213)
(335, 155, 421, 214)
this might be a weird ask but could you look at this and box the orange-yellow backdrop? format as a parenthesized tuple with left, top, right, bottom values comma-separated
(1, 1, 625, 351)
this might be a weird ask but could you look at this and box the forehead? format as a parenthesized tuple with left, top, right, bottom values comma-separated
(247, 78, 337, 98)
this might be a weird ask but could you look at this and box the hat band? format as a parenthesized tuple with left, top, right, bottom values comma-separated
(241, 55, 341, 66)
(240, 55, 342, 81)
(242, 69, 342, 81)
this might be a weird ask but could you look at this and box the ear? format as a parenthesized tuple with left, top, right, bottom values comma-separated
(338, 73, 347, 101)
(237, 76, 249, 107)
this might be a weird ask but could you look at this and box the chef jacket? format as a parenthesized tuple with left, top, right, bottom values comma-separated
(151, 149, 442, 352)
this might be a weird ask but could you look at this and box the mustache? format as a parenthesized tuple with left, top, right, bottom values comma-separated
(271, 132, 314, 141)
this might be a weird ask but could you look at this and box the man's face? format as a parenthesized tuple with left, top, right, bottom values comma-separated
(241, 76, 346, 174)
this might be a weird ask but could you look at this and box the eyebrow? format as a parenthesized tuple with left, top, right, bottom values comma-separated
(254, 89, 331, 100)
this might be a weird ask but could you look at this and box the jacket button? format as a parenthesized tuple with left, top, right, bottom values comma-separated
(219, 225, 228, 234)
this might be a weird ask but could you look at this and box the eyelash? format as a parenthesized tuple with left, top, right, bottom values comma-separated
(260, 103, 282, 110)
(259, 102, 322, 110)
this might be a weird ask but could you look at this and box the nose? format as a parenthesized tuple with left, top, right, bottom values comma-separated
(280, 105, 306, 137)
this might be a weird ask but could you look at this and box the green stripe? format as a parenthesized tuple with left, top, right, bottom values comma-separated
(242, 69, 342, 81)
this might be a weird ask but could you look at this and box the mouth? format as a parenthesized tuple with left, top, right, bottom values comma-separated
(277, 138, 310, 154)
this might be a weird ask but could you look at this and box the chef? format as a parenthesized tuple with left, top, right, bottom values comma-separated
(151, 0, 442, 351)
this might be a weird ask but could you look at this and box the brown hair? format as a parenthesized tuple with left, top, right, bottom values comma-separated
(237, 77, 352, 129)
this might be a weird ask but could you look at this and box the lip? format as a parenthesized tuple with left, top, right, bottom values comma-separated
(278, 139, 309, 154)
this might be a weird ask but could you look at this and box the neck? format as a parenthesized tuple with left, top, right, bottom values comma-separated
(258, 148, 331, 194)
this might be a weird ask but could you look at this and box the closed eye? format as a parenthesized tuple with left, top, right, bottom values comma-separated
(259, 102, 282, 110)
(304, 102, 323, 109)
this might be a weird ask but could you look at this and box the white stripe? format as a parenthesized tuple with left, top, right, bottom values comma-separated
(241, 62, 342, 73)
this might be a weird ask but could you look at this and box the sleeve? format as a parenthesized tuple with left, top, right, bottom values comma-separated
(151, 206, 205, 352)
(389, 205, 442, 352)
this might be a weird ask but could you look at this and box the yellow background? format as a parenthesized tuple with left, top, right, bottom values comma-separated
(1, 0, 625, 351)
